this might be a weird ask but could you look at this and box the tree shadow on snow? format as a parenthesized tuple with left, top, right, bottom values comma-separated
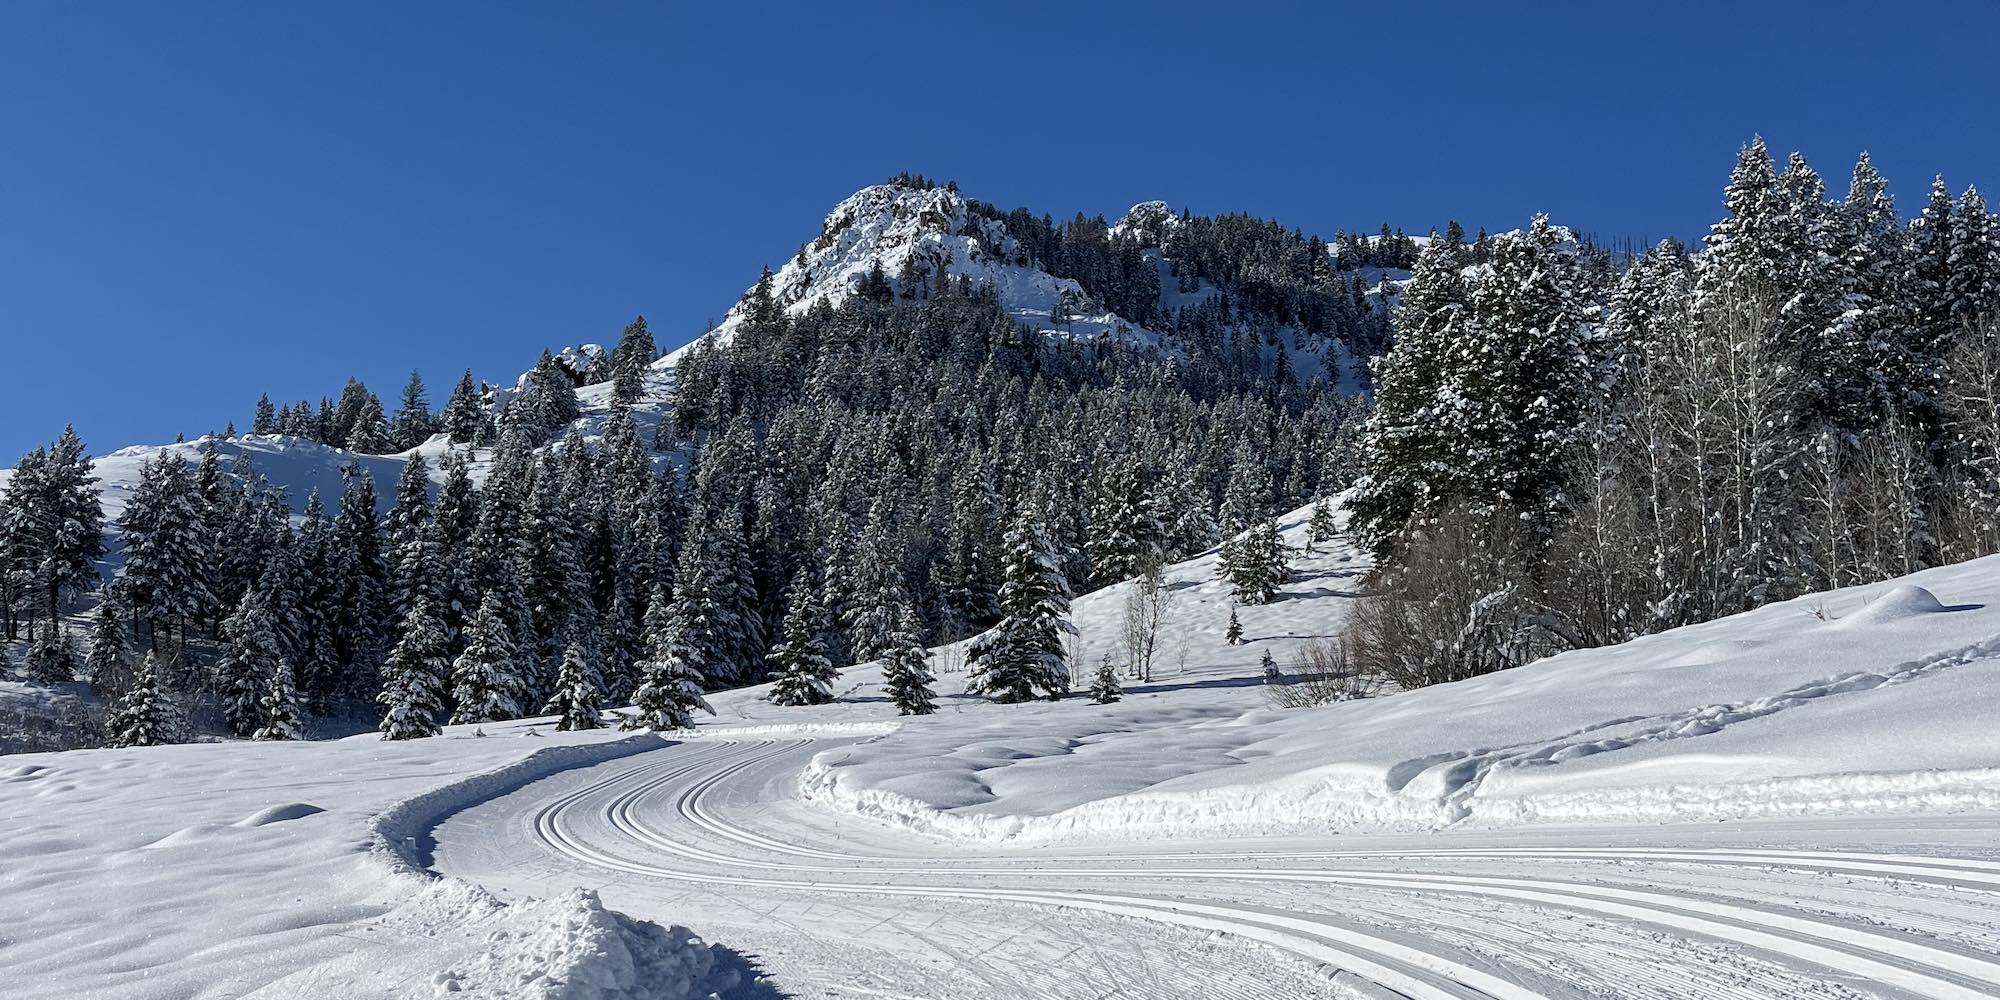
(709, 946, 795, 998)
(1122, 674, 1272, 696)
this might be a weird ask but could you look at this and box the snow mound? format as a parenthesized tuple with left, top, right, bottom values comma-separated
(236, 802, 326, 826)
(1833, 584, 1952, 628)
(432, 887, 733, 1000)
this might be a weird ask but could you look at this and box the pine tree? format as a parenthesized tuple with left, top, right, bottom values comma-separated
(440, 369, 488, 445)
(767, 576, 836, 706)
(331, 466, 390, 701)
(1227, 519, 1290, 605)
(216, 586, 282, 736)
(625, 582, 713, 730)
(252, 394, 278, 435)
(391, 369, 435, 450)
(120, 450, 214, 649)
(25, 620, 76, 684)
(347, 394, 394, 454)
(610, 316, 657, 404)
(253, 659, 306, 741)
(543, 639, 603, 731)
(1087, 654, 1122, 704)
(379, 595, 448, 740)
(105, 651, 171, 748)
(1306, 498, 1337, 551)
(966, 505, 1073, 703)
(450, 593, 523, 724)
(879, 601, 935, 716)
(1224, 606, 1243, 645)
(85, 593, 134, 695)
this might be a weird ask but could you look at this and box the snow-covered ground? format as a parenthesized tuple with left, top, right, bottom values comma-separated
(0, 725, 741, 999)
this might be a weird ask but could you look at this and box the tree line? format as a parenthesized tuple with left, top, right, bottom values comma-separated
(1348, 138, 2000, 686)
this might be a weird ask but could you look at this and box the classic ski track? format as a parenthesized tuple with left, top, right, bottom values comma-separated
(533, 738, 1535, 1000)
(482, 736, 2000, 999)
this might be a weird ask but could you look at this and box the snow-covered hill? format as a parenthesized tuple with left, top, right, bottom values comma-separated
(661, 183, 1165, 368)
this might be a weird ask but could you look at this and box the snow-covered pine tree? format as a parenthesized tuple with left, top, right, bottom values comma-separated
(1306, 498, 1337, 551)
(543, 639, 603, 731)
(767, 574, 836, 706)
(610, 316, 657, 404)
(35, 426, 106, 626)
(252, 394, 278, 435)
(85, 592, 134, 695)
(1087, 654, 1122, 704)
(346, 393, 394, 454)
(625, 582, 713, 731)
(449, 593, 523, 724)
(966, 505, 1073, 703)
(1087, 455, 1162, 587)
(253, 659, 305, 741)
(25, 620, 76, 684)
(440, 370, 488, 445)
(378, 595, 448, 740)
(1225, 606, 1243, 645)
(844, 496, 906, 663)
(391, 369, 435, 451)
(215, 586, 282, 736)
(331, 466, 390, 701)
(879, 601, 935, 716)
(119, 450, 214, 651)
(1348, 237, 1470, 555)
(1227, 519, 1290, 605)
(105, 651, 171, 748)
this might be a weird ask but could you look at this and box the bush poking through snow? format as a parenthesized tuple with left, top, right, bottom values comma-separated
(1265, 638, 1380, 709)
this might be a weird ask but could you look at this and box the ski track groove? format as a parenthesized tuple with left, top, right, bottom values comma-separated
(439, 735, 2000, 999)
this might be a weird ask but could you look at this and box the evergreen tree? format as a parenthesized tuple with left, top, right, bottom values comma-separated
(105, 651, 171, 748)
(966, 505, 1073, 703)
(1087, 654, 1122, 704)
(440, 370, 488, 445)
(610, 316, 657, 404)
(119, 451, 214, 650)
(1306, 498, 1337, 551)
(625, 582, 713, 730)
(25, 620, 77, 684)
(253, 659, 306, 741)
(85, 592, 134, 695)
(379, 595, 448, 740)
(391, 369, 436, 450)
(1224, 606, 1243, 645)
(347, 394, 394, 454)
(767, 575, 836, 706)
(450, 593, 524, 724)
(331, 466, 390, 701)
(252, 394, 278, 435)
(879, 601, 935, 716)
(1227, 520, 1290, 605)
(543, 639, 603, 731)
(216, 587, 282, 736)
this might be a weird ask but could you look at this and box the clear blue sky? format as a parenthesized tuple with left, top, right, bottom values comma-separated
(4, 1, 1996, 461)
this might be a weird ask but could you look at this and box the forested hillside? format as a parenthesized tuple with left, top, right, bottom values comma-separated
(4, 139, 1996, 753)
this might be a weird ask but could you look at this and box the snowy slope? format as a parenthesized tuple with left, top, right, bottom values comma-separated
(675, 503, 2000, 845)
(0, 725, 740, 999)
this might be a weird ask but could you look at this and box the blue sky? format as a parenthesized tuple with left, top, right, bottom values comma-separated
(3, 1, 1997, 461)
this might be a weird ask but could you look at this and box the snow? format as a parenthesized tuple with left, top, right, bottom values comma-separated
(0, 727, 738, 999)
(659, 184, 1168, 368)
(738, 502, 2000, 845)
(13, 496, 2000, 997)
